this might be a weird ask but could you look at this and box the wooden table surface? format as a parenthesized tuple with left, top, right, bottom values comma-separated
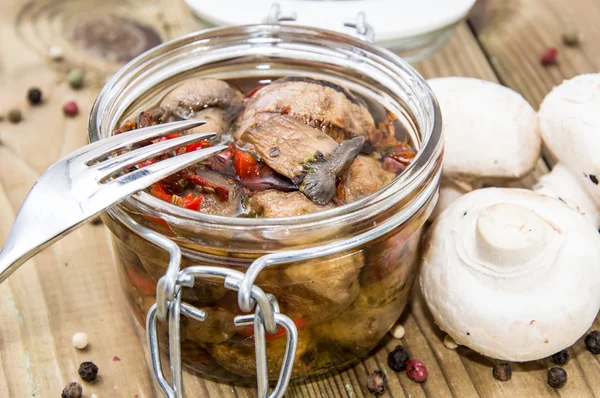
(1, 0, 599, 397)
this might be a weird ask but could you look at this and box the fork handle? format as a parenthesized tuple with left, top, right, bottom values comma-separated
(0, 240, 31, 284)
(0, 186, 87, 284)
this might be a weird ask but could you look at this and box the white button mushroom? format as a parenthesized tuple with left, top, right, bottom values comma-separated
(420, 188, 600, 361)
(536, 73, 600, 226)
(427, 77, 542, 220)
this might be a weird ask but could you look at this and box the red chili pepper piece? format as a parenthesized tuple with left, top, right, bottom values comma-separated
(150, 182, 173, 202)
(245, 85, 265, 98)
(233, 149, 261, 180)
(137, 157, 158, 169)
(244, 318, 307, 341)
(182, 194, 204, 211)
(126, 265, 156, 295)
(387, 143, 416, 166)
(184, 140, 211, 153)
(186, 174, 229, 202)
(143, 214, 172, 232)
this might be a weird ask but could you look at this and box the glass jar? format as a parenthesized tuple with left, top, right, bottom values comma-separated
(89, 24, 442, 387)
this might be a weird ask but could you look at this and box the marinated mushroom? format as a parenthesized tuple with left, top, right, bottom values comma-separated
(420, 188, 600, 361)
(235, 76, 376, 144)
(161, 77, 243, 118)
(427, 77, 542, 220)
(241, 115, 365, 204)
(337, 155, 395, 204)
(160, 78, 243, 136)
(248, 190, 335, 218)
(535, 73, 600, 226)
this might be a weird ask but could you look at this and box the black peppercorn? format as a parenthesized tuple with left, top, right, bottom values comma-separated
(552, 349, 569, 365)
(366, 369, 388, 396)
(492, 363, 512, 381)
(90, 216, 103, 225)
(387, 345, 411, 371)
(27, 88, 42, 105)
(547, 367, 567, 389)
(61, 381, 82, 398)
(585, 330, 600, 354)
(78, 361, 99, 382)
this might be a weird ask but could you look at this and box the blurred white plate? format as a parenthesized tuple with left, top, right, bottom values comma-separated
(185, 0, 476, 61)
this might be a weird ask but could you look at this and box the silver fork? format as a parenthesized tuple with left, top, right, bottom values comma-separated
(0, 120, 226, 283)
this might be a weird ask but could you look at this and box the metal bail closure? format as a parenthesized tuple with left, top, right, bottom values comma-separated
(264, 3, 374, 42)
(264, 3, 297, 24)
(146, 263, 298, 398)
(344, 12, 375, 42)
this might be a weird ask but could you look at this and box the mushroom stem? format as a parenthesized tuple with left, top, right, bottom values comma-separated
(475, 204, 553, 267)
(301, 136, 365, 204)
(534, 163, 600, 227)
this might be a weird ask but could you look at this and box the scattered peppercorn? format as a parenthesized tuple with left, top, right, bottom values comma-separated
(91, 216, 103, 225)
(540, 47, 558, 66)
(406, 359, 428, 383)
(590, 175, 599, 185)
(72, 332, 89, 349)
(27, 88, 43, 105)
(492, 363, 512, 381)
(78, 361, 99, 382)
(552, 349, 569, 365)
(390, 323, 405, 339)
(387, 345, 411, 371)
(67, 69, 85, 89)
(366, 370, 388, 396)
(562, 27, 580, 46)
(63, 101, 79, 117)
(8, 108, 22, 124)
(49, 45, 65, 61)
(61, 381, 83, 398)
(547, 367, 567, 389)
(585, 330, 600, 354)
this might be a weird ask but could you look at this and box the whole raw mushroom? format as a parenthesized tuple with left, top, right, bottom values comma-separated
(420, 188, 600, 361)
(535, 73, 600, 226)
(427, 77, 542, 219)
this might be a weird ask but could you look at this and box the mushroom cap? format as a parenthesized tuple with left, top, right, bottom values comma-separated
(160, 78, 243, 116)
(420, 187, 600, 361)
(539, 73, 600, 206)
(428, 77, 541, 181)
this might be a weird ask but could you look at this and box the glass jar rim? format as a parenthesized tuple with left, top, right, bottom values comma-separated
(89, 24, 443, 231)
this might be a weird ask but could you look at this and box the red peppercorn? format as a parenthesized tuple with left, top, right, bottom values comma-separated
(540, 47, 558, 66)
(406, 359, 428, 383)
(63, 100, 79, 117)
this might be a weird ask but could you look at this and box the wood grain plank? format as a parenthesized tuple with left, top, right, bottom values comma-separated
(0, 0, 597, 397)
(471, 0, 600, 107)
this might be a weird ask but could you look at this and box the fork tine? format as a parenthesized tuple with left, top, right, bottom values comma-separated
(102, 145, 228, 199)
(82, 120, 207, 163)
(92, 131, 217, 181)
